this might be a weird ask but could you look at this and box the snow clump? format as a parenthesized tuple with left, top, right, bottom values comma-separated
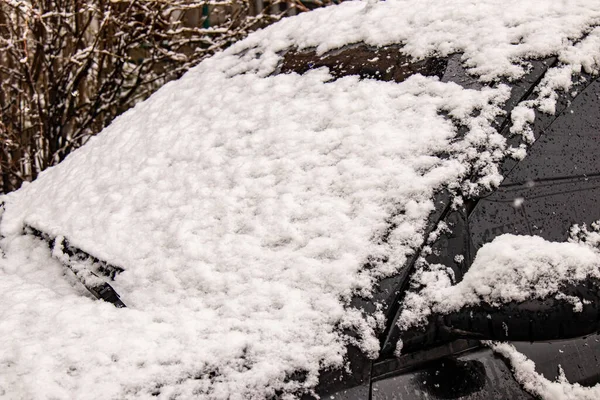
(398, 223, 600, 335)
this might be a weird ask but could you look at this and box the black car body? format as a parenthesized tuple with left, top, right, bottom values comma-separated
(281, 47, 600, 400)
(2, 2, 600, 399)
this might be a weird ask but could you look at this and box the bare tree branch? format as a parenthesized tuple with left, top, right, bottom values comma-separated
(0, 0, 341, 193)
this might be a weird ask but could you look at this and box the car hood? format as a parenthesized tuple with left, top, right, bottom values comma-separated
(2, 1, 600, 399)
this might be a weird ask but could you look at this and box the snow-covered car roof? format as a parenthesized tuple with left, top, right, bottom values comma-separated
(2, 1, 600, 399)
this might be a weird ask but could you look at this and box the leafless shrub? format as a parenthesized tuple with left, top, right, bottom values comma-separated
(0, 0, 339, 193)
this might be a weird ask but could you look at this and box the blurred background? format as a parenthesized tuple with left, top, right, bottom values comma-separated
(0, 0, 341, 194)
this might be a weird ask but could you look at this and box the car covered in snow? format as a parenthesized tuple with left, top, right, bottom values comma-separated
(2, 1, 600, 399)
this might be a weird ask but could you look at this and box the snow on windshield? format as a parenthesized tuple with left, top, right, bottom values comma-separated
(2, 1, 600, 399)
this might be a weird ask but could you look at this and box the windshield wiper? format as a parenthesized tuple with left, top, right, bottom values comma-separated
(24, 225, 126, 308)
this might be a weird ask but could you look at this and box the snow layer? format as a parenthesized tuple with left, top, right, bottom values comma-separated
(398, 228, 600, 333)
(0, 69, 509, 400)
(3, 0, 600, 398)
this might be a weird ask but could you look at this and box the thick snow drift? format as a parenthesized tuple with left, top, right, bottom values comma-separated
(2, 1, 600, 399)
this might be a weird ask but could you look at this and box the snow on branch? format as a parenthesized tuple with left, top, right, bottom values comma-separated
(0, 0, 338, 193)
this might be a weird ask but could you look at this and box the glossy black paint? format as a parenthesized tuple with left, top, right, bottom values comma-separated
(16, 42, 600, 399)
(513, 334, 600, 386)
(372, 348, 536, 400)
(378, 56, 559, 359)
(315, 50, 600, 398)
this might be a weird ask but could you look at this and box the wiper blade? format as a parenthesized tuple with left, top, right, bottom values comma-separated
(24, 225, 126, 308)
